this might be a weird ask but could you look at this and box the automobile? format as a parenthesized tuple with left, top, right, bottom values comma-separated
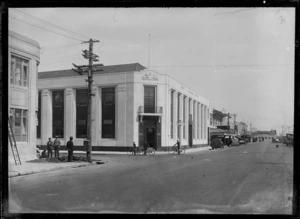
(253, 137, 258, 142)
(211, 138, 224, 150)
(272, 138, 279, 143)
(239, 139, 246, 144)
(231, 137, 240, 146)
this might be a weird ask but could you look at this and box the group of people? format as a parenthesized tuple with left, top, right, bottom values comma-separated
(42, 136, 74, 162)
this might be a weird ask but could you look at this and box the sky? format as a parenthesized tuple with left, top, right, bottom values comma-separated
(8, 7, 295, 135)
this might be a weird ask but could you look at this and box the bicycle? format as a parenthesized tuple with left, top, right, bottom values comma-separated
(127, 147, 155, 156)
(168, 146, 185, 155)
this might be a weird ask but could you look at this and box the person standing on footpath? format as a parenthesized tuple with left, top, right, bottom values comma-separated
(47, 137, 53, 158)
(66, 136, 74, 162)
(174, 139, 181, 155)
(133, 142, 137, 156)
(53, 136, 61, 158)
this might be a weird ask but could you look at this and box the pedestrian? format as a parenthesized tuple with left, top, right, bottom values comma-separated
(47, 137, 53, 158)
(144, 141, 148, 155)
(66, 136, 74, 162)
(54, 136, 61, 158)
(133, 142, 137, 156)
(174, 139, 181, 155)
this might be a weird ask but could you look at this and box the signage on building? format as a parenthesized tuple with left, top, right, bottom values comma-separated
(217, 125, 230, 130)
(142, 71, 158, 81)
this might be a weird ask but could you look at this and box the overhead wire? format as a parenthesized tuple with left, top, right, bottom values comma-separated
(9, 15, 84, 42)
(11, 8, 90, 40)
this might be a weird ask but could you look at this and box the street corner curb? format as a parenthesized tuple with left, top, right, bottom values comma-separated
(9, 162, 93, 178)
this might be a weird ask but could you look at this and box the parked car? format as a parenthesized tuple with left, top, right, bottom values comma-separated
(211, 138, 224, 150)
(239, 139, 246, 144)
(231, 137, 240, 146)
(272, 138, 279, 143)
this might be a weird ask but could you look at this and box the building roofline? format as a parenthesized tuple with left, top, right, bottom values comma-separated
(9, 30, 40, 48)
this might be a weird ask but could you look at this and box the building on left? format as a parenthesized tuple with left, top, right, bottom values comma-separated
(8, 30, 40, 162)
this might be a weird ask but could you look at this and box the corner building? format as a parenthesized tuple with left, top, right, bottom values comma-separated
(37, 63, 210, 150)
(9, 31, 40, 162)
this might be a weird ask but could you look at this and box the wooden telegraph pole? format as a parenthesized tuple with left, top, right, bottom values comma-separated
(72, 38, 101, 162)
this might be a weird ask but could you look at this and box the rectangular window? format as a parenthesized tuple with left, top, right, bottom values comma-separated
(183, 96, 186, 139)
(52, 90, 64, 138)
(170, 90, 174, 139)
(10, 108, 28, 142)
(197, 103, 200, 139)
(102, 87, 115, 138)
(10, 56, 29, 87)
(76, 89, 88, 138)
(193, 101, 195, 139)
(37, 91, 41, 138)
(144, 86, 156, 113)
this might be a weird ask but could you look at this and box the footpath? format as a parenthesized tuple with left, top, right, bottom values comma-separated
(8, 146, 211, 178)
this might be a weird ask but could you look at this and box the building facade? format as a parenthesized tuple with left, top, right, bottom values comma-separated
(37, 64, 210, 150)
(252, 130, 277, 141)
(9, 31, 40, 162)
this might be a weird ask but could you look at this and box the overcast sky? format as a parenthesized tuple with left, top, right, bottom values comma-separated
(9, 7, 295, 134)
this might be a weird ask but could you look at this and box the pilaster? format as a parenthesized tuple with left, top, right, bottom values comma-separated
(64, 88, 76, 142)
(41, 89, 52, 145)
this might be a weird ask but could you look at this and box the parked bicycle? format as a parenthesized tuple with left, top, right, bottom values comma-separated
(168, 146, 185, 155)
(127, 147, 155, 156)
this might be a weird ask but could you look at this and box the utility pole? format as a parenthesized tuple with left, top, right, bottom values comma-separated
(233, 114, 237, 133)
(227, 113, 230, 128)
(72, 38, 101, 162)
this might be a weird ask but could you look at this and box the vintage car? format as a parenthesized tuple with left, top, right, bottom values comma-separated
(211, 138, 224, 150)
(231, 137, 240, 146)
(238, 138, 246, 144)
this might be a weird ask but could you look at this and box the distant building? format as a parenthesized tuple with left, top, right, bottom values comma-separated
(37, 64, 210, 150)
(252, 130, 277, 141)
(9, 31, 40, 162)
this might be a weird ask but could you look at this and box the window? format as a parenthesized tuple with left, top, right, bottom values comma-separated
(76, 89, 88, 138)
(37, 91, 41, 138)
(183, 96, 186, 139)
(144, 86, 156, 113)
(10, 56, 29, 87)
(102, 87, 115, 138)
(52, 90, 64, 138)
(197, 103, 200, 139)
(170, 90, 174, 138)
(10, 108, 28, 142)
(177, 93, 180, 139)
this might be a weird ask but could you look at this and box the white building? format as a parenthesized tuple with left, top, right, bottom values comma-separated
(9, 31, 40, 162)
(37, 64, 210, 151)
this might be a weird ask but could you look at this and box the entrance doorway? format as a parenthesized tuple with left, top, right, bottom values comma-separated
(139, 116, 161, 150)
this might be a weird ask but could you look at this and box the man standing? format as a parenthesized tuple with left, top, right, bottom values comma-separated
(47, 138, 53, 158)
(175, 139, 181, 155)
(66, 136, 74, 162)
(133, 142, 137, 156)
(54, 136, 61, 158)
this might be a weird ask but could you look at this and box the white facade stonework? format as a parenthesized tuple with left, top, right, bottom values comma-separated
(37, 65, 210, 150)
(9, 31, 40, 162)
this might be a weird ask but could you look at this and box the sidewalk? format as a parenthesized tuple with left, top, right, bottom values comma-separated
(9, 161, 93, 178)
(9, 146, 211, 178)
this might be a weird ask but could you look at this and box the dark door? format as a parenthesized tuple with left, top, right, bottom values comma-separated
(188, 114, 193, 147)
(142, 117, 158, 149)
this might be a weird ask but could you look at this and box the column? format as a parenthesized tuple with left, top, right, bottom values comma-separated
(178, 94, 183, 144)
(64, 88, 76, 143)
(204, 105, 207, 140)
(201, 104, 204, 139)
(41, 89, 52, 145)
(184, 97, 188, 141)
(91, 86, 100, 146)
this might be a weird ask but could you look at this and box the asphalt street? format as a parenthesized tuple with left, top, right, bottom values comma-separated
(9, 141, 293, 214)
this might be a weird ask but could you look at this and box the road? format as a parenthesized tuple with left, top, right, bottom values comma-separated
(9, 141, 293, 214)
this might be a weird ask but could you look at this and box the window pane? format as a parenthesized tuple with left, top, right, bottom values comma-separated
(10, 58, 15, 84)
(23, 65, 28, 87)
(102, 87, 115, 138)
(52, 90, 64, 138)
(15, 58, 22, 86)
(76, 90, 88, 138)
(22, 110, 27, 141)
